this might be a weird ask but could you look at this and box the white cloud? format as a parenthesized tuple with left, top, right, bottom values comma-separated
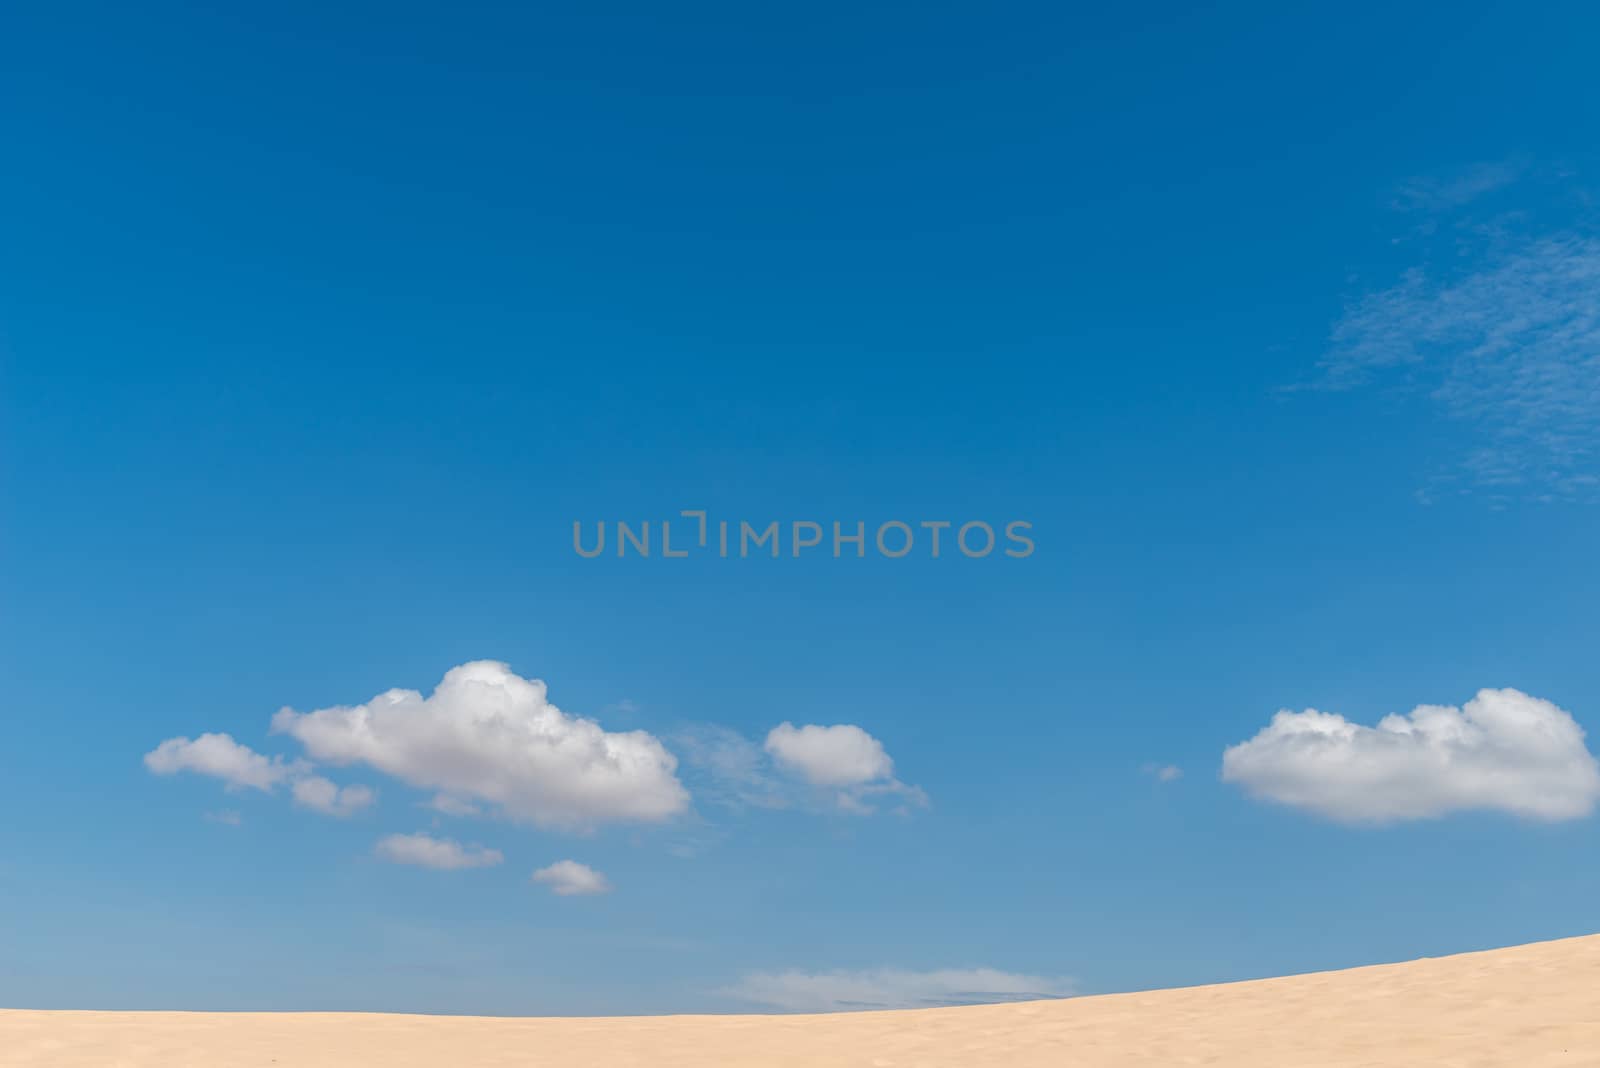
(271, 661, 688, 831)
(724, 967, 1077, 1013)
(1390, 160, 1524, 212)
(762, 722, 926, 815)
(144, 732, 374, 819)
(144, 732, 302, 792)
(1223, 688, 1600, 823)
(675, 722, 928, 815)
(765, 723, 893, 787)
(426, 793, 481, 817)
(291, 776, 375, 818)
(675, 725, 793, 810)
(374, 832, 503, 870)
(1319, 228, 1600, 499)
(1143, 763, 1182, 783)
(837, 779, 929, 814)
(531, 859, 612, 896)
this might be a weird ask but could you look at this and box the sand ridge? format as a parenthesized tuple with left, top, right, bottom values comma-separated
(4, 933, 1598, 1066)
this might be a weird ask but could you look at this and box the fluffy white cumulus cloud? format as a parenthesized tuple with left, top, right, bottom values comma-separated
(271, 661, 689, 830)
(1222, 688, 1600, 823)
(724, 967, 1077, 1013)
(764, 723, 894, 787)
(531, 859, 612, 896)
(291, 776, 375, 817)
(757, 722, 926, 814)
(145, 732, 373, 819)
(144, 732, 302, 792)
(374, 832, 503, 870)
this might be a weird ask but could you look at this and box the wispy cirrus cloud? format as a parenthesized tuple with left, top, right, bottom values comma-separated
(673, 724, 795, 810)
(1312, 164, 1600, 501)
(1389, 159, 1526, 213)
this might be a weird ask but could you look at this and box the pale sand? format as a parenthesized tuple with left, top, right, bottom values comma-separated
(4, 934, 1598, 1067)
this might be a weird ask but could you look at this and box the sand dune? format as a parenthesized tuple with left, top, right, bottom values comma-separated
(4, 934, 1597, 1066)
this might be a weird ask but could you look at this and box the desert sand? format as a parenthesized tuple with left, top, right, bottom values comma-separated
(4, 933, 1597, 1067)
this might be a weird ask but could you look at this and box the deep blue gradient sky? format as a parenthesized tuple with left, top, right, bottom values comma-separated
(4, 1, 1600, 1014)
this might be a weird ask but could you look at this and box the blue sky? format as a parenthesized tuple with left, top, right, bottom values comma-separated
(4, 0, 1600, 1015)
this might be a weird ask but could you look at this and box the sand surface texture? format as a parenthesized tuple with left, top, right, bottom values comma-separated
(4, 934, 1597, 1066)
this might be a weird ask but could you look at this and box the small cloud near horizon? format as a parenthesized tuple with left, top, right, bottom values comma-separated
(722, 967, 1077, 1013)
